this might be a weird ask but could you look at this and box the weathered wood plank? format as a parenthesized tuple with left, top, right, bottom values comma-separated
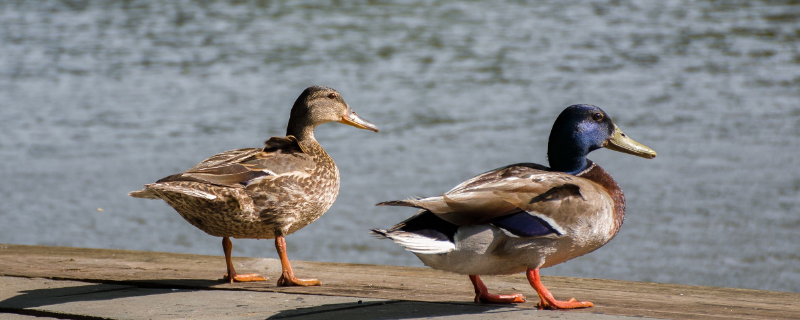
(1, 244, 797, 320)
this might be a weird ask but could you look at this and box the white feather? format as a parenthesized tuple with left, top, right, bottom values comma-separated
(172, 188, 218, 200)
(375, 230, 455, 254)
(529, 212, 567, 236)
(498, 227, 521, 238)
(281, 171, 312, 179)
(146, 184, 218, 200)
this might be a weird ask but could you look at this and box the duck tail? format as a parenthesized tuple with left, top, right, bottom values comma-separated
(128, 183, 219, 201)
(377, 196, 455, 216)
(370, 228, 455, 254)
(128, 188, 161, 199)
(370, 228, 390, 239)
(376, 199, 419, 207)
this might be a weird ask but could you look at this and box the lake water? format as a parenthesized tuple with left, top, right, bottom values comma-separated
(1, 0, 799, 293)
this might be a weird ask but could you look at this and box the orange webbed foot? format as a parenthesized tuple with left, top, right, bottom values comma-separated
(221, 237, 267, 283)
(537, 297, 593, 310)
(527, 268, 593, 310)
(469, 275, 526, 304)
(475, 291, 527, 304)
(223, 273, 268, 283)
(274, 236, 321, 287)
(277, 274, 321, 287)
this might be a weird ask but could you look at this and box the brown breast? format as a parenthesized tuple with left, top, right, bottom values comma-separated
(577, 162, 626, 238)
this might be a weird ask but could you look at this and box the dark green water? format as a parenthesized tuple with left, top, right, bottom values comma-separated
(1, 0, 799, 292)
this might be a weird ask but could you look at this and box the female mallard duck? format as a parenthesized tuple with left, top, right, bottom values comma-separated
(372, 105, 655, 309)
(131, 86, 378, 286)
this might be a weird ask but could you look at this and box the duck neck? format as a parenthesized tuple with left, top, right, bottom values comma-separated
(547, 143, 591, 175)
(547, 153, 590, 175)
(286, 118, 317, 142)
(547, 124, 602, 175)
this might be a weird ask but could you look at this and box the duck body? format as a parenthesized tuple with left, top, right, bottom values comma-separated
(392, 161, 622, 276)
(373, 104, 655, 309)
(136, 137, 340, 240)
(131, 86, 378, 286)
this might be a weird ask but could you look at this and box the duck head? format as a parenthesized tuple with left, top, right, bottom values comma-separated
(287, 86, 378, 140)
(547, 104, 656, 175)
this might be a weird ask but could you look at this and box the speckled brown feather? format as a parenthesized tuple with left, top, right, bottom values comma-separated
(130, 85, 380, 246)
(131, 137, 338, 239)
(130, 86, 378, 286)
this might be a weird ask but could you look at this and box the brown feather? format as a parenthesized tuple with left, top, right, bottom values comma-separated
(155, 136, 316, 188)
(129, 86, 377, 241)
(382, 164, 611, 228)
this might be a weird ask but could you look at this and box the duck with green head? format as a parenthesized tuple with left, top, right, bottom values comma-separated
(373, 104, 655, 309)
(131, 86, 378, 286)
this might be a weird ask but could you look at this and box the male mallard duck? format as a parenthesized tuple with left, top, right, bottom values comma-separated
(131, 86, 378, 286)
(372, 105, 655, 309)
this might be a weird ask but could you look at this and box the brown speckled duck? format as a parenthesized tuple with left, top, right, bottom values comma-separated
(373, 105, 655, 309)
(130, 86, 378, 286)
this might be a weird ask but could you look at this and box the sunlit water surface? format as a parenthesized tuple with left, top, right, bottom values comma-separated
(1, 1, 799, 293)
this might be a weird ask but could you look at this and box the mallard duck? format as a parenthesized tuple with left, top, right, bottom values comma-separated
(372, 104, 655, 309)
(130, 86, 378, 286)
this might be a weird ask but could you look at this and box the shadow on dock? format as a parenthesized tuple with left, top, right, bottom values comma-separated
(266, 300, 514, 320)
(2, 244, 799, 320)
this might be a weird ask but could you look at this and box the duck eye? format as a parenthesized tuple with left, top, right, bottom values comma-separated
(327, 93, 337, 99)
(592, 112, 604, 121)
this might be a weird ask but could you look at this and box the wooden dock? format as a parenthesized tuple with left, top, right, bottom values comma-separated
(0, 244, 797, 319)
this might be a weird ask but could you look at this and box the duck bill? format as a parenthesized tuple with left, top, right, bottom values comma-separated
(604, 124, 657, 159)
(339, 107, 379, 132)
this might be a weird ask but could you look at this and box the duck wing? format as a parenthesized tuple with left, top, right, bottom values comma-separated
(157, 136, 317, 188)
(378, 163, 611, 238)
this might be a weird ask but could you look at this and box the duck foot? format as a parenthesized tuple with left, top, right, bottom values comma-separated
(222, 237, 267, 283)
(277, 274, 321, 286)
(526, 268, 592, 310)
(223, 273, 268, 283)
(275, 235, 321, 287)
(469, 275, 526, 304)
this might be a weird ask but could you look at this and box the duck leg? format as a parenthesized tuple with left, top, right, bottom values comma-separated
(275, 236, 321, 286)
(526, 268, 592, 309)
(469, 275, 526, 304)
(222, 237, 267, 283)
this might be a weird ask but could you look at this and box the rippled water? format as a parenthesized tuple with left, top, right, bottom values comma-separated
(1, 1, 799, 293)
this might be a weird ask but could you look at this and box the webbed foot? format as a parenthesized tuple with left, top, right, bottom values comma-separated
(469, 275, 526, 304)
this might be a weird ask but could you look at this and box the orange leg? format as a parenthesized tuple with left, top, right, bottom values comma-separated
(469, 275, 526, 304)
(275, 235, 321, 286)
(222, 237, 267, 283)
(526, 268, 592, 309)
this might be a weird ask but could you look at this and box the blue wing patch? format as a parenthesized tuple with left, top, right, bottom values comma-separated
(490, 210, 561, 237)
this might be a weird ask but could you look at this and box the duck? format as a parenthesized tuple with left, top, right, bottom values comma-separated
(372, 104, 655, 309)
(130, 86, 378, 286)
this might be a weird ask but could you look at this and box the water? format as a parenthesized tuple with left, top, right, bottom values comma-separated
(1, 0, 799, 293)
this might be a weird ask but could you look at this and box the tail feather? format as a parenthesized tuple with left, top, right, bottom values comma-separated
(376, 196, 450, 214)
(128, 188, 161, 199)
(370, 228, 390, 238)
(371, 228, 455, 255)
(128, 183, 218, 201)
(376, 199, 422, 208)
